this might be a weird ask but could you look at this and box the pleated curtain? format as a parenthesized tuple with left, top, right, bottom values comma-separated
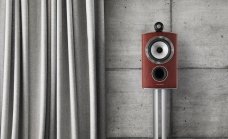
(0, 0, 105, 139)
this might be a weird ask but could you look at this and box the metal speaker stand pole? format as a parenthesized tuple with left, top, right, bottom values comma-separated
(153, 89, 170, 139)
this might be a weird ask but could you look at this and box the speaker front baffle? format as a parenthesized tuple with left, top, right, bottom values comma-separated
(142, 22, 178, 139)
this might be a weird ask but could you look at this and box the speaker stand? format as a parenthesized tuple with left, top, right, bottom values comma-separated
(153, 89, 170, 139)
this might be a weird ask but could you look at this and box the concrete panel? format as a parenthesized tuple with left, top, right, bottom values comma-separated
(106, 69, 172, 137)
(107, 138, 228, 139)
(108, 138, 152, 139)
(172, 69, 228, 137)
(105, 0, 171, 69)
(106, 70, 153, 137)
(107, 69, 228, 137)
(107, 92, 153, 137)
(172, 0, 228, 68)
(106, 69, 169, 138)
(106, 69, 151, 94)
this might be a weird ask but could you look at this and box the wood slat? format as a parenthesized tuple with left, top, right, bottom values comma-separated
(172, 0, 228, 68)
(105, 0, 171, 69)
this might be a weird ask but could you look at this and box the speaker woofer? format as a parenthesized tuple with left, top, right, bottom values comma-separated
(152, 66, 168, 82)
(146, 36, 174, 64)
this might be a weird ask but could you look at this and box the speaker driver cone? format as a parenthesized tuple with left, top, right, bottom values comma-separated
(150, 41, 169, 59)
(146, 36, 174, 64)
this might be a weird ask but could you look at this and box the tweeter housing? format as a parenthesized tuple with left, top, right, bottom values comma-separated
(142, 22, 178, 89)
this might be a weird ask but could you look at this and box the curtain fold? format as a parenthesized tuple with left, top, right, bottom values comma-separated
(85, 0, 97, 138)
(0, 0, 105, 139)
(49, 0, 57, 138)
(95, 0, 105, 138)
(21, 0, 29, 138)
(11, 0, 21, 139)
(56, 0, 63, 138)
(1, 0, 13, 138)
(66, 0, 79, 138)
(38, 0, 48, 138)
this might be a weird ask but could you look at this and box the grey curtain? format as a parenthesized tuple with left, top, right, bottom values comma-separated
(0, 0, 105, 139)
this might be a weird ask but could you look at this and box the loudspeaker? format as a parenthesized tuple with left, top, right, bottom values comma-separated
(142, 22, 178, 88)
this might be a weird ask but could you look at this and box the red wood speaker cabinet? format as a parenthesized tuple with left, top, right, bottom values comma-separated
(142, 22, 178, 89)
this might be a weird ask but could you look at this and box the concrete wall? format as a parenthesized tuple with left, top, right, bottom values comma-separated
(105, 0, 228, 138)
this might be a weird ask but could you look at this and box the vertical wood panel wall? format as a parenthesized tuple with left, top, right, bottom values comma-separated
(105, 0, 228, 138)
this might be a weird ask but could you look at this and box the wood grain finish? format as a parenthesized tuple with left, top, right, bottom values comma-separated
(142, 32, 177, 88)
